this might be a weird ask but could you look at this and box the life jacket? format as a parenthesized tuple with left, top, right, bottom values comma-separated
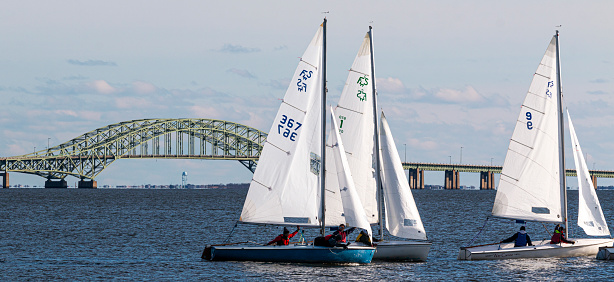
(515, 231, 527, 246)
(550, 231, 563, 244)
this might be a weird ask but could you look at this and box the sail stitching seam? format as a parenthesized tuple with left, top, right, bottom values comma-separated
(300, 59, 318, 70)
(349, 68, 369, 76)
(336, 105, 363, 115)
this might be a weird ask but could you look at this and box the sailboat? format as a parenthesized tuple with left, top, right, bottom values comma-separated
(203, 19, 375, 263)
(458, 31, 613, 260)
(327, 27, 431, 261)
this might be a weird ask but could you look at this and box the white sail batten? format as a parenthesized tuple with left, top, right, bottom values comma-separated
(240, 26, 324, 227)
(327, 33, 378, 224)
(567, 111, 610, 236)
(379, 112, 427, 240)
(330, 107, 373, 238)
(492, 37, 564, 223)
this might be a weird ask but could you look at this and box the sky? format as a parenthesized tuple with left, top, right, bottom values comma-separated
(1, 1, 613, 187)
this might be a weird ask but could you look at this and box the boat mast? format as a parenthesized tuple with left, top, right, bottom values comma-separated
(320, 18, 327, 236)
(555, 30, 568, 239)
(368, 26, 384, 239)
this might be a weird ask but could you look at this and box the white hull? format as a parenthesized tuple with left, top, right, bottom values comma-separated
(596, 246, 614, 260)
(458, 238, 614, 260)
(372, 241, 431, 261)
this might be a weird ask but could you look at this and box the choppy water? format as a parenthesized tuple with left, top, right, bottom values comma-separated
(2, 188, 614, 281)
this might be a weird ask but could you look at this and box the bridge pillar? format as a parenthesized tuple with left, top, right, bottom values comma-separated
(45, 179, 68, 188)
(408, 168, 425, 189)
(445, 170, 459, 189)
(78, 180, 97, 189)
(1, 172, 8, 188)
(480, 171, 495, 190)
(591, 175, 598, 189)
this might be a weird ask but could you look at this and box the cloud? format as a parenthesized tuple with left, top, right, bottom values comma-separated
(261, 79, 291, 90)
(227, 68, 257, 79)
(67, 59, 117, 66)
(87, 80, 116, 94)
(215, 44, 261, 53)
(377, 77, 406, 94)
(590, 78, 608, 83)
(433, 86, 484, 103)
(588, 90, 608, 95)
(274, 45, 288, 51)
(132, 81, 157, 94)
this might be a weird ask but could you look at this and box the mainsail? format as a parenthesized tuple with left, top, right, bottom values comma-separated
(239, 25, 324, 226)
(567, 110, 610, 236)
(379, 112, 427, 240)
(492, 36, 564, 223)
(330, 107, 372, 238)
(326, 32, 378, 224)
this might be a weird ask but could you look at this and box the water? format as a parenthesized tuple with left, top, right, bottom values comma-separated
(2, 188, 614, 280)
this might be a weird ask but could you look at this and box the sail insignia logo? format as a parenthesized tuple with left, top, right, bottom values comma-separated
(297, 70, 313, 92)
(356, 75, 369, 101)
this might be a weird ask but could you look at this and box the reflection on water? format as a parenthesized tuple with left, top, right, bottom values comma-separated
(1, 189, 614, 280)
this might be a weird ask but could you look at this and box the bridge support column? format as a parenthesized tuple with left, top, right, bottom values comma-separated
(408, 168, 424, 189)
(445, 170, 459, 189)
(1, 172, 8, 188)
(78, 180, 97, 189)
(480, 171, 495, 190)
(45, 179, 68, 188)
(591, 175, 597, 189)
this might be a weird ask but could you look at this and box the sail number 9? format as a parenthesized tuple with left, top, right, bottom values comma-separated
(526, 112, 533, 130)
(278, 115, 302, 141)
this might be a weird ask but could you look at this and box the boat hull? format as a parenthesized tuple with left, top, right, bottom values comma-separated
(373, 241, 431, 261)
(206, 244, 375, 263)
(458, 238, 614, 260)
(596, 246, 614, 260)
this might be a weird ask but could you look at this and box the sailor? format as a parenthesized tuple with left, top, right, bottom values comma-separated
(355, 229, 373, 246)
(266, 226, 300, 246)
(550, 225, 575, 245)
(327, 224, 356, 246)
(501, 226, 533, 247)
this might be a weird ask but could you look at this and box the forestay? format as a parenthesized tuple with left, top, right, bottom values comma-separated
(567, 110, 610, 236)
(240, 25, 324, 226)
(329, 107, 372, 238)
(379, 112, 427, 240)
(326, 32, 378, 224)
(492, 37, 564, 223)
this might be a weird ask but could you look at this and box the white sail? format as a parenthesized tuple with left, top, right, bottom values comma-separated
(567, 110, 610, 236)
(492, 37, 564, 223)
(240, 25, 324, 226)
(327, 32, 379, 224)
(379, 112, 427, 240)
(330, 107, 372, 238)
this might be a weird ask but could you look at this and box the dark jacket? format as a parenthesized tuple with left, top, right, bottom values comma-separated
(550, 230, 574, 244)
(267, 230, 299, 246)
(502, 230, 533, 247)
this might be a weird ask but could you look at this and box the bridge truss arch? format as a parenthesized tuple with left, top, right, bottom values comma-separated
(0, 118, 267, 181)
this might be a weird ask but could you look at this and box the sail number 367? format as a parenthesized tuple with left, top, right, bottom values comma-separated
(278, 115, 302, 141)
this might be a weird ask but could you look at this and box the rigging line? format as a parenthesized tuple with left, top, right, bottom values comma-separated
(542, 222, 552, 237)
(467, 216, 490, 247)
(222, 221, 239, 244)
(336, 105, 364, 115)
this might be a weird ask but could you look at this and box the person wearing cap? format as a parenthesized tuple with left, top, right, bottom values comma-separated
(501, 226, 533, 247)
(325, 224, 356, 246)
(550, 225, 575, 244)
(355, 229, 372, 246)
(266, 226, 300, 246)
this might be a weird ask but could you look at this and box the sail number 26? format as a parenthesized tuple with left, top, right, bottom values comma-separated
(278, 115, 302, 141)
(526, 112, 533, 130)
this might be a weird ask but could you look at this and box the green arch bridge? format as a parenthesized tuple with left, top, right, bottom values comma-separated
(1, 118, 613, 188)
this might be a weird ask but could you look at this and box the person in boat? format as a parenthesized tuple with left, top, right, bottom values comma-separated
(500, 226, 533, 247)
(266, 226, 300, 246)
(326, 224, 356, 246)
(355, 229, 372, 246)
(550, 225, 575, 245)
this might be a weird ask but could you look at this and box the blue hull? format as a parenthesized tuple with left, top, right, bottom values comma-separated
(208, 245, 375, 263)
